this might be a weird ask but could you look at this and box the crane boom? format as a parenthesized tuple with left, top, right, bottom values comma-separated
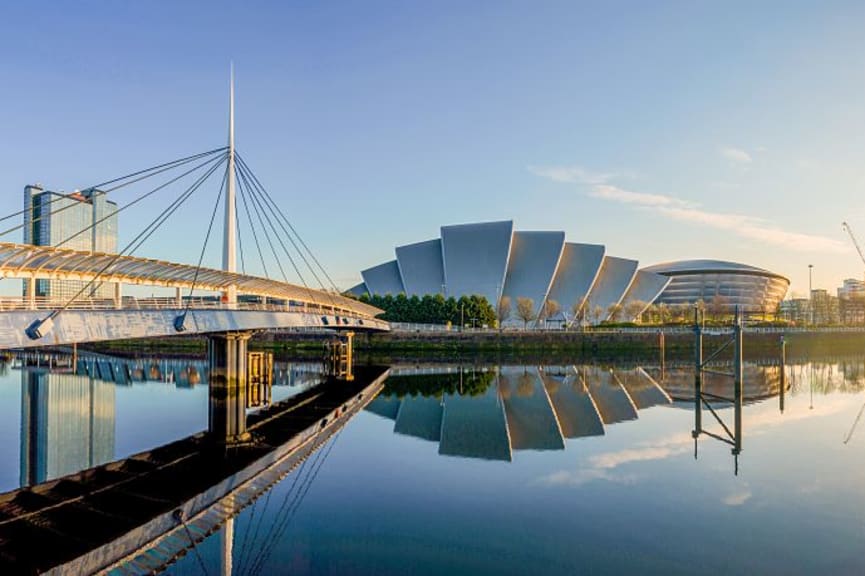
(842, 221, 865, 266)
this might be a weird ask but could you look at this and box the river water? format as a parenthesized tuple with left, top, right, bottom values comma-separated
(1, 353, 864, 575)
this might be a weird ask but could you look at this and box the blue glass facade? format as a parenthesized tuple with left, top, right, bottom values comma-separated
(23, 185, 118, 300)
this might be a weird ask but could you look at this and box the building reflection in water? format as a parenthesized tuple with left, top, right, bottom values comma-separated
(14, 352, 326, 488)
(367, 365, 673, 462)
(366, 362, 817, 468)
(19, 370, 116, 487)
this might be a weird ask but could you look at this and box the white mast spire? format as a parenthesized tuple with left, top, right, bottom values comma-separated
(223, 62, 237, 304)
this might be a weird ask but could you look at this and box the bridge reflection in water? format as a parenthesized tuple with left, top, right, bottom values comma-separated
(0, 351, 389, 575)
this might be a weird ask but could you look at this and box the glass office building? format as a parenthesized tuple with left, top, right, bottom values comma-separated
(23, 184, 118, 300)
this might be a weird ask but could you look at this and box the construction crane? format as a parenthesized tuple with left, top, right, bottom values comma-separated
(841, 221, 865, 444)
(842, 221, 865, 272)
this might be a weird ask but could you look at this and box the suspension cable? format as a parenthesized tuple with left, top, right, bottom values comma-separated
(237, 452, 315, 575)
(248, 431, 342, 576)
(237, 153, 340, 292)
(52, 152, 227, 248)
(183, 162, 229, 313)
(235, 167, 291, 284)
(86, 156, 229, 301)
(46, 156, 227, 318)
(124, 156, 228, 256)
(236, 165, 302, 283)
(240, 156, 324, 288)
(235, 161, 311, 286)
(0, 147, 226, 230)
(235, 164, 327, 308)
(244, 440, 325, 576)
(235, 167, 270, 278)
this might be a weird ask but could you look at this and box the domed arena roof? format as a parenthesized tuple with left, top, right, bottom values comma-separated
(642, 259, 789, 281)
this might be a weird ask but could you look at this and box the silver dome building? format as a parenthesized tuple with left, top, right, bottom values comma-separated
(642, 260, 790, 313)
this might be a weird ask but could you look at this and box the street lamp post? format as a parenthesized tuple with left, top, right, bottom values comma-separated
(808, 264, 813, 326)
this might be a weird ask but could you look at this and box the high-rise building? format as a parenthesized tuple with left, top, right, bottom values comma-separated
(810, 289, 840, 325)
(23, 184, 118, 300)
(837, 278, 865, 324)
(837, 278, 865, 300)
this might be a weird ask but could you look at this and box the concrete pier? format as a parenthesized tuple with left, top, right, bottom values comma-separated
(207, 332, 253, 443)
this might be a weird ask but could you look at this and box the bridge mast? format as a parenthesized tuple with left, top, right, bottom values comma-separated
(223, 64, 237, 305)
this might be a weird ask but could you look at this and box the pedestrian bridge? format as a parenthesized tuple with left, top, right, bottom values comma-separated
(0, 241, 388, 349)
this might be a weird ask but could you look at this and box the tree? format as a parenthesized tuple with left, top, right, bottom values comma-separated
(570, 299, 585, 328)
(673, 302, 691, 324)
(708, 295, 727, 322)
(624, 300, 647, 323)
(588, 304, 604, 326)
(657, 302, 670, 324)
(516, 297, 535, 329)
(606, 302, 623, 323)
(357, 292, 496, 326)
(471, 294, 497, 327)
(517, 371, 536, 397)
(496, 296, 511, 329)
(540, 299, 561, 327)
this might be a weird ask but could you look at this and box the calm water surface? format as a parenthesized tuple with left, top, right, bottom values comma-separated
(1, 354, 864, 575)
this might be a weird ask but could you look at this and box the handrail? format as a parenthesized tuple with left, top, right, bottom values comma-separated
(0, 295, 377, 319)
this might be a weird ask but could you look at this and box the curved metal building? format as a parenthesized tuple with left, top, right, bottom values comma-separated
(356, 220, 668, 324)
(642, 259, 790, 313)
(353, 222, 788, 323)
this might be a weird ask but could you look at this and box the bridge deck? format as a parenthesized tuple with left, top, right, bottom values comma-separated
(0, 241, 381, 318)
(0, 366, 390, 574)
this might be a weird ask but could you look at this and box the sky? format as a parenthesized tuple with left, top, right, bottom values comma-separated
(1, 1, 865, 297)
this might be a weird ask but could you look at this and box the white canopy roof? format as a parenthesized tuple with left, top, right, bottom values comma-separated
(0, 242, 382, 318)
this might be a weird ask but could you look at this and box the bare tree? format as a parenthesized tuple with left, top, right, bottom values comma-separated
(588, 304, 604, 326)
(570, 300, 585, 328)
(657, 302, 670, 324)
(517, 371, 535, 397)
(606, 302, 623, 323)
(516, 297, 535, 329)
(540, 299, 561, 327)
(673, 302, 690, 323)
(496, 296, 511, 330)
(624, 300, 647, 323)
(708, 295, 727, 322)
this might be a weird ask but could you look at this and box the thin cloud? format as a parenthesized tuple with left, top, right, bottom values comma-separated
(589, 433, 692, 470)
(538, 468, 638, 487)
(723, 490, 752, 507)
(527, 165, 612, 185)
(720, 146, 753, 164)
(590, 444, 692, 469)
(590, 185, 692, 208)
(593, 185, 849, 254)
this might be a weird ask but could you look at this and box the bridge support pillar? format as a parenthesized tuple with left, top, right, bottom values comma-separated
(114, 283, 122, 309)
(26, 278, 35, 310)
(207, 331, 253, 443)
(325, 331, 354, 381)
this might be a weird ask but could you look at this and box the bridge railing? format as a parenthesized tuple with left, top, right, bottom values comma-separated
(0, 295, 379, 321)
